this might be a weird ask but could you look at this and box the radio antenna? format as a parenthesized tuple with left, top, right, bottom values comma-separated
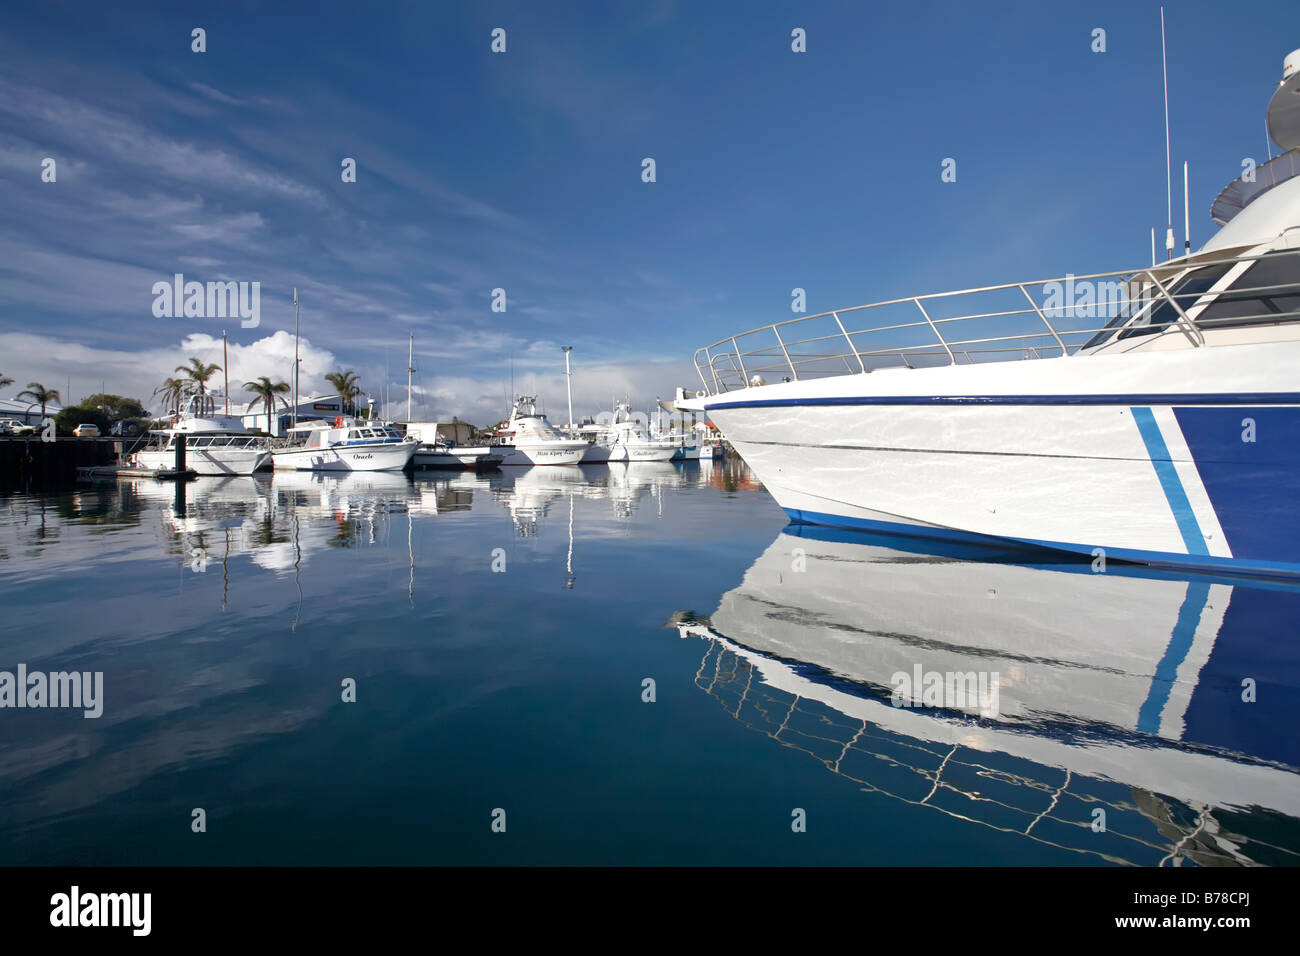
(1161, 7, 1174, 260)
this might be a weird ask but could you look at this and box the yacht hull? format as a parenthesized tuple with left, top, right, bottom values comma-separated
(703, 344, 1300, 576)
(271, 441, 417, 472)
(412, 446, 504, 470)
(498, 442, 588, 465)
(135, 447, 269, 476)
(608, 444, 678, 462)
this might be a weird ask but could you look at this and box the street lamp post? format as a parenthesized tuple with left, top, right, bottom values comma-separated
(561, 346, 574, 430)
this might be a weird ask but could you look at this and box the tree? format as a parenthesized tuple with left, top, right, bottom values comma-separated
(243, 376, 291, 434)
(324, 370, 360, 417)
(78, 393, 149, 421)
(55, 406, 110, 436)
(153, 377, 187, 417)
(17, 383, 60, 421)
(176, 358, 221, 396)
(0, 373, 12, 390)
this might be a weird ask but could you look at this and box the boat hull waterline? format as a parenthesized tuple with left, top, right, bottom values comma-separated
(271, 441, 417, 472)
(135, 447, 269, 476)
(701, 346, 1300, 577)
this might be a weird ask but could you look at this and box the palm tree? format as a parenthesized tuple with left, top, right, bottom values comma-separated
(176, 357, 221, 396)
(0, 373, 12, 391)
(243, 376, 291, 433)
(324, 370, 360, 417)
(153, 376, 187, 417)
(17, 383, 60, 421)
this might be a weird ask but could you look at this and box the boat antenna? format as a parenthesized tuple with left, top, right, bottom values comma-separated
(1161, 6, 1174, 261)
(1183, 161, 1191, 256)
(292, 287, 300, 429)
(1150, 227, 1156, 267)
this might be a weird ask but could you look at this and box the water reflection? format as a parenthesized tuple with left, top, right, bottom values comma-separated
(0, 461, 736, 855)
(671, 525, 1300, 865)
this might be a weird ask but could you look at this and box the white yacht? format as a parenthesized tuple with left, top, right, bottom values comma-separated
(679, 50, 1300, 578)
(271, 417, 418, 472)
(493, 396, 588, 465)
(134, 393, 270, 476)
(604, 403, 678, 462)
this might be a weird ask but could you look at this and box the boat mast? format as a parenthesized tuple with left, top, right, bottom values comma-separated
(407, 332, 415, 424)
(292, 287, 300, 429)
(222, 329, 229, 416)
(562, 346, 574, 429)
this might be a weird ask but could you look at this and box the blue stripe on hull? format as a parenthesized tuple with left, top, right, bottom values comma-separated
(1130, 407, 1209, 557)
(710, 392, 1300, 410)
(782, 508, 1300, 579)
(1172, 406, 1300, 565)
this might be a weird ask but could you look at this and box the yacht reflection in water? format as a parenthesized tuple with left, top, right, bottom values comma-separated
(672, 526, 1300, 866)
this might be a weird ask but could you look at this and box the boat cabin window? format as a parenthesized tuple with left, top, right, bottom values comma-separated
(1081, 262, 1234, 349)
(1192, 252, 1300, 328)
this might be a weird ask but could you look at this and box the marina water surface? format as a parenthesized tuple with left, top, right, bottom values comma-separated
(1, 460, 1297, 866)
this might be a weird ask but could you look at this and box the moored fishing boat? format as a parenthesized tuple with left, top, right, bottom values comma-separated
(134, 393, 271, 476)
(271, 417, 418, 472)
(493, 396, 588, 465)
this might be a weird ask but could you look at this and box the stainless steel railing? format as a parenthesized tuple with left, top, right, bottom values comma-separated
(692, 248, 1300, 395)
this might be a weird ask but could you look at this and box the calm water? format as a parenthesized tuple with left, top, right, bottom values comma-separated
(1, 460, 1297, 866)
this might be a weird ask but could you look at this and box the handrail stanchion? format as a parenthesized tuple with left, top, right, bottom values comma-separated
(1018, 284, 1068, 356)
(731, 337, 749, 386)
(695, 349, 712, 395)
(832, 311, 866, 373)
(771, 326, 798, 381)
(913, 299, 955, 365)
(1143, 270, 1205, 347)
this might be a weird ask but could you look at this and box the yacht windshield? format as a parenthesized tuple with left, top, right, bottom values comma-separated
(1080, 263, 1234, 350)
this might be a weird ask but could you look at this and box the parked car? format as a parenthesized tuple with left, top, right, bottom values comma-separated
(0, 419, 36, 436)
(110, 420, 142, 437)
(72, 423, 101, 437)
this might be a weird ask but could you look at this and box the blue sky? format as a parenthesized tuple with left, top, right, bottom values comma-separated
(1, 0, 1296, 422)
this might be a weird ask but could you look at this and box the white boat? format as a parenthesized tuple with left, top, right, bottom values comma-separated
(604, 403, 678, 462)
(674, 527, 1300, 863)
(493, 396, 588, 465)
(134, 394, 270, 476)
(271, 417, 418, 472)
(679, 50, 1300, 578)
(403, 423, 505, 470)
(412, 444, 505, 470)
